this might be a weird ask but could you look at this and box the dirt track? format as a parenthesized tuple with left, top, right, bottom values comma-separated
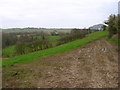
(3, 38, 118, 88)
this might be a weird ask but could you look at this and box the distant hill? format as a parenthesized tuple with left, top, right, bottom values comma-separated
(2, 28, 72, 33)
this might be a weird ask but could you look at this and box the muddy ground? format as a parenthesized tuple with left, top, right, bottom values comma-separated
(2, 38, 118, 88)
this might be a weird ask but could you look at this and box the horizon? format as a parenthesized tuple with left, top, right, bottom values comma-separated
(1, 23, 105, 30)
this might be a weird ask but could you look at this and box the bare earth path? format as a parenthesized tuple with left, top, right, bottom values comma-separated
(3, 38, 118, 88)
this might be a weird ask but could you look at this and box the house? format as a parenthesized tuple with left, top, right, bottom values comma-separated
(89, 24, 106, 32)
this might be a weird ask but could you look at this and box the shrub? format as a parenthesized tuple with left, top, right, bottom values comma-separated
(57, 29, 88, 45)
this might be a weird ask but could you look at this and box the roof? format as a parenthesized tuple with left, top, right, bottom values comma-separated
(89, 24, 105, 31)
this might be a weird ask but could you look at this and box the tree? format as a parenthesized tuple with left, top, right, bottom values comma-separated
(105, 14, 118, 38)
(15, 43, 25, 55)
(2, 33, 17, 48)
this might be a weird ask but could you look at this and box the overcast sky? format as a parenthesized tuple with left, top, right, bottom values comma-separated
(0, 0, 119, 29)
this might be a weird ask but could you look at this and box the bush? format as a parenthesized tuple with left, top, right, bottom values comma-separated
(105, 14, 119, 38)
(15, 31, 52, 55)
(57, 29, 88, 45)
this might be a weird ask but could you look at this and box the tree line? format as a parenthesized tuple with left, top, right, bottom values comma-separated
(15, 31, 52, 55)
(57, 29, 88, 45)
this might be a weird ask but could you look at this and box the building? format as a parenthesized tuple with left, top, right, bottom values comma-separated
(89, 24, 106, 32)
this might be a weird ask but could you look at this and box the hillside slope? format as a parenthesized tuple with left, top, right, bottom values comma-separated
(2, 31, 108, 67)
(3, 38, 118, 88)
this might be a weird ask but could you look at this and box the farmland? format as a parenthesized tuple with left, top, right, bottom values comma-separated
(2, 30, 118, 88)
(2, 28, 72, 33)
(1, 0, 119, 88)
(2, 28, 88, 57)
(2, 36, 60, 58)
(2, 25, 119, 88)
(2, 30, 108, 67)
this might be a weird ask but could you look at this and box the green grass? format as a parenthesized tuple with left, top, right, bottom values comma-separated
(107, 38, 120, 47)
(2, 46, 15, 58)
(50, 36, 60, 47)
(50, 36, 60, 41)
(107, 38, 118, 43)
(2, 31, 108, 67)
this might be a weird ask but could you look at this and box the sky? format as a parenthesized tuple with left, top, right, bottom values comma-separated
(0, 0, 119, 29)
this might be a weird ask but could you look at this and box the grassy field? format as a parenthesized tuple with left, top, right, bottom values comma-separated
(2, 31, 108, 67)
(2, 45, 15, 58)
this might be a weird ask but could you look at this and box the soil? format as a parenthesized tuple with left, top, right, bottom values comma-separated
(2, 38, 118, 88)
(112, 34, 118, 39)
(1, 58, 9, 60)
